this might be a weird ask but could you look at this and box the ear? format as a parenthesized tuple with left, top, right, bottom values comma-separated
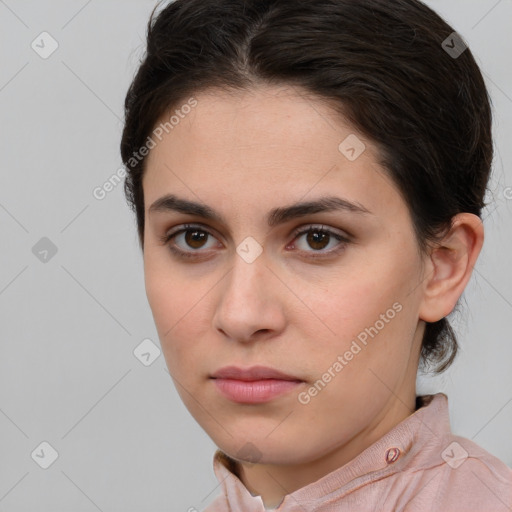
(418, 213, 484, 323)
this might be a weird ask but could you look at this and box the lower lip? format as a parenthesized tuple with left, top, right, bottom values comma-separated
(212, 378, 302, 404)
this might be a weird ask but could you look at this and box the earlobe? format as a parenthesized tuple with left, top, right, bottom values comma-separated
(418, 213, 484, 323)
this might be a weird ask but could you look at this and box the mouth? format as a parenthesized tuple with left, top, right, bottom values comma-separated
(210, 365, 304, 404)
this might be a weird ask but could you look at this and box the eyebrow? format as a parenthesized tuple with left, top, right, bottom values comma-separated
(148, 194, 373, 227)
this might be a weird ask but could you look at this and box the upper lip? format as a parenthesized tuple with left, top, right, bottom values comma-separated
(210, 365, 302, 381)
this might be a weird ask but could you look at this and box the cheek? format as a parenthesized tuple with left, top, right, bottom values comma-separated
(144, 248, 194, 324)
(144, 260, 176, 333)
(299, 295, 417, 425)
(143, 255, 215, 372)
(307, 249, 421, 368)
(144, 256, 189, 343)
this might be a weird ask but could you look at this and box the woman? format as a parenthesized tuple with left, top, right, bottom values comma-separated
(120, 0, 512, 509)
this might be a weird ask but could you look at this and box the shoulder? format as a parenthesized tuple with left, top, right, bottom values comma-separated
(391, 394, 512, 511)
(402, 434, 512, 511)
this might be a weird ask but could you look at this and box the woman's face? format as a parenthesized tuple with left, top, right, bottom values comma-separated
(142, 85, 428, 467)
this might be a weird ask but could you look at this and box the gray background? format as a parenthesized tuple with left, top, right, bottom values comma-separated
(0, 1, 511, 510)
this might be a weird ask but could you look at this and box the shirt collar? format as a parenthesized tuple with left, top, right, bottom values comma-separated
(211, 393, 451, 510)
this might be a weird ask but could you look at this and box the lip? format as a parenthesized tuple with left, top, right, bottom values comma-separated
(210, 366, 304, 404)
(210, 365, 302, 381)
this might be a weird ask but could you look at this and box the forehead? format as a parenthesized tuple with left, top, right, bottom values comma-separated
(142, 85, 405, 222)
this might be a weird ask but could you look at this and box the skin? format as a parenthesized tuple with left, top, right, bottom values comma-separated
(141, 84, 483, 508)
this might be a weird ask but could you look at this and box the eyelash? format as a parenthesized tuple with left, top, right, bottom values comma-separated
(158, 223, 351, 260)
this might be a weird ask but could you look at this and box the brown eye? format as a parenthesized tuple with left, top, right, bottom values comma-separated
(184, 229, 209, 249)
(290, 225, 351, 258)
(305, 230, 330, 251)
(159, 224, 220, 259)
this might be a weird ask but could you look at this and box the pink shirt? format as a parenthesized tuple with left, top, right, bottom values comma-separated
(202, 393, 512, 511)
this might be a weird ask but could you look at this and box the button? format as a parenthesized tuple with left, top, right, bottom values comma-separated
(385, 447, 401, 464)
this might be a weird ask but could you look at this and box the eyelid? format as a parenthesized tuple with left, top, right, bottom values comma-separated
(289, 223, 351, 241)
(161, 222, 351, 241)
(287, 224, 351, 259)
(158, 223, 222, 248)
(160, 222, 351, 258)
(162, 222, 218, 240)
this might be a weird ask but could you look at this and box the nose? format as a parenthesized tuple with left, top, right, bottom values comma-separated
(212, 249, 286, 344)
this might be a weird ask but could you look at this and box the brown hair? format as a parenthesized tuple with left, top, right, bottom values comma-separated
(120, 0, 493, 373)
